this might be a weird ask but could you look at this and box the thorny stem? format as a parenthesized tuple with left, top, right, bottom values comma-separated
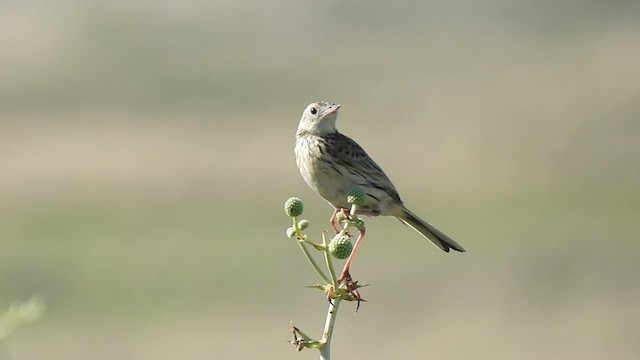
(287, 199, 365, 360)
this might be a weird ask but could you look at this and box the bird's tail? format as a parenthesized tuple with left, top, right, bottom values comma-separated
(397, 207, 465, 253)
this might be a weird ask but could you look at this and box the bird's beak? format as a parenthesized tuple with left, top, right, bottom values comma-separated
(325, 104, 340, 115)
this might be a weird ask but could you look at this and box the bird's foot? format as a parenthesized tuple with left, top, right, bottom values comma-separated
(329, 208, 351, 234)
(337, 270, 363, 303)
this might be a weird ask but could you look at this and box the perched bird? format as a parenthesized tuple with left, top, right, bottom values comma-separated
(294, 101, 464, 280)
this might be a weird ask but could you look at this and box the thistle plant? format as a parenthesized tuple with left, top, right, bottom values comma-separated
(283, 188, 367, 360)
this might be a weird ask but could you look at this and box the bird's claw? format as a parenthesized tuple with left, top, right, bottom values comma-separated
(337, 270, 364, 303)
(329, 208, 351, 234)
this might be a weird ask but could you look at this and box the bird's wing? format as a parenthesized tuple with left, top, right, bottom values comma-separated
(325, 132, 402, 203)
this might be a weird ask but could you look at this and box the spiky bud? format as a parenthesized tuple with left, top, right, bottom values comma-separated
(328, 235, 353, 259)
(347, 187, 366, 206)
(284, 197, 304, 217)
(297, 219, 309, 230)
(353, 218, 365, 230)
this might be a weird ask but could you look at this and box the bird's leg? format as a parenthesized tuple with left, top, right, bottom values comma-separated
(329, 209, 340, 233)
(329, 208, 350, 233)
(337, 227, 365, 284)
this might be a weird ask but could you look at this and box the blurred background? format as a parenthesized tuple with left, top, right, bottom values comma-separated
(2, 0, 639, 359)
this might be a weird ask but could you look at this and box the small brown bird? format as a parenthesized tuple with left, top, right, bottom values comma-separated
(294, 101, 464, 279)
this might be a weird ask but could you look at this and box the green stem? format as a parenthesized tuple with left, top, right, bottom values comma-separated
(296, 240, 331, 284)
(292, 216, 331, 284)
(293, 217, 326, 250)
(322, 232, 338, 288)
(349, 204, 357, 218)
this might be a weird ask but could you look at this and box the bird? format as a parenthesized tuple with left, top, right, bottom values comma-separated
(294, 101, 465, 282)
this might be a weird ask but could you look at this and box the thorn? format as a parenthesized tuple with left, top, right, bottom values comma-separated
(289, 321, 305, 352)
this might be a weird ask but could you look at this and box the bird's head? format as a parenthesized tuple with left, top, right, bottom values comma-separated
(297, 101, 341, 136)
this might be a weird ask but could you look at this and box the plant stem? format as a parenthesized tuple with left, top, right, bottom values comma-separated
(296, 240, 331, 284)
(322, 232, 338, 288)
(319, 298, 341, 360)
(292, 216, 331, 284)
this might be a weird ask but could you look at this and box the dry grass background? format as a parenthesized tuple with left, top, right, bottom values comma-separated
(1, 1, 639, 359)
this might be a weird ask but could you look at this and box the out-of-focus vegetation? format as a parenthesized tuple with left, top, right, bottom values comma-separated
(0, 296, 46, 340)
(1, 1, 639, 359)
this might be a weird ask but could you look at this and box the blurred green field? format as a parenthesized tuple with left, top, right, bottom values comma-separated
(2, 1, 639, 359)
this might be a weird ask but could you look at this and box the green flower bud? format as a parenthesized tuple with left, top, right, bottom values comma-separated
(297, 219, 309, 230)
(328, 235, 353, 259)
(284, 197, 304, 217)
(347, 187, 366, 206)
(286, 227, 296, 238)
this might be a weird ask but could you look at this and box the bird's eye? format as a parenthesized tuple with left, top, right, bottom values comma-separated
(309, 107, 317, 115)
